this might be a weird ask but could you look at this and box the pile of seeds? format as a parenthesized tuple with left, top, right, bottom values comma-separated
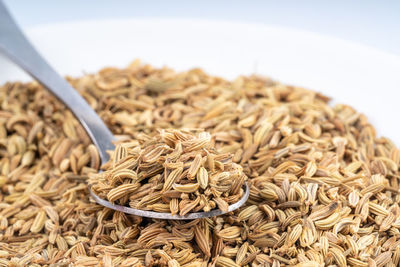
(89, 129, 247, 215)
(0, 60, 399, 266)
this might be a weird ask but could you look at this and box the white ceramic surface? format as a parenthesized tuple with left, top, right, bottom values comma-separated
(1, 19, 399, 142)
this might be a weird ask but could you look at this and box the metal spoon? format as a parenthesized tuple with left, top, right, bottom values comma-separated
(0, 1, 249, 220)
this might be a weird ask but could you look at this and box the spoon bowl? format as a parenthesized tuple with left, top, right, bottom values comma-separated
(89, 183, 249, 220)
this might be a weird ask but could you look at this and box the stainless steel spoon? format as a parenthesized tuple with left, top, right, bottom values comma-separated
(0, 1, 249, 220)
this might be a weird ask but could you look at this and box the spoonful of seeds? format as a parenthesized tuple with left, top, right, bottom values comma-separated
(89, 129, 249, 219)
(0, 1, 249, 219)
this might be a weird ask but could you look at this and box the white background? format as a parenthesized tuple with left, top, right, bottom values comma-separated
(3, 0, 400, 56)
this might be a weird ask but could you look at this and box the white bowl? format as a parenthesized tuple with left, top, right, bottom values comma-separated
(1, 18, 399, 142)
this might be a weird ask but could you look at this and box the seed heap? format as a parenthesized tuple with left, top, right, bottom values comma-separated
(89, 129, 246, 215)
(0, 60, 400, 266)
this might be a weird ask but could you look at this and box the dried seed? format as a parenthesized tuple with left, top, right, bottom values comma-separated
(173, 183, 200, 193)
(194, 225, 211, 258)
(30, 210, 46, 233)
(215, 256, 240, 267)
(187, 154, 203, 179)
(163, 167, 183, 192)
(107, 183, 141, 202)
(197, 167, 209, 189)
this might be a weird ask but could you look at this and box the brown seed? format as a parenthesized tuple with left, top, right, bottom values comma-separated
(214, 197, 229, 213)
(30, 210, 46, 233)
(194, 225, 211, 258)
(329, 247, 346, 267)
(52, 138, 74, 166)
(218, 226, 241, 241)
(163, 167, 183, 192)
(215, 256, 240, 267)
(197, 167, 209, 189)
(286, 224, 302, 246)
(173, 183, 200, 193)
(107, 183, 141, 202)
(187, 154, 203, 179)
(179, 196, 201, 216)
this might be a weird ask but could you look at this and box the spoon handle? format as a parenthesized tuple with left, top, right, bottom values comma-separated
(0, 1, 115, 163)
